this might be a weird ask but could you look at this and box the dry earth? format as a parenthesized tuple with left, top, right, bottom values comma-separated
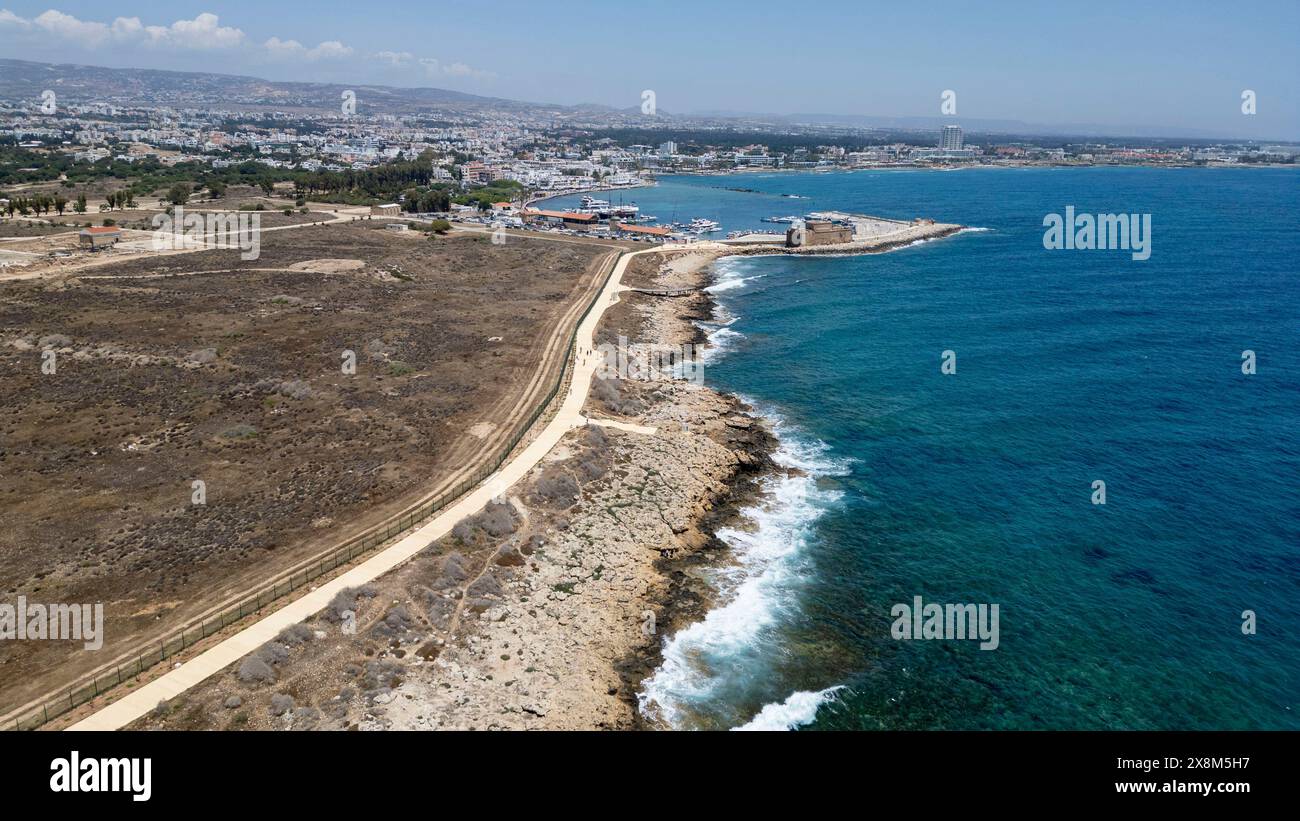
(0, 222, 626, 715)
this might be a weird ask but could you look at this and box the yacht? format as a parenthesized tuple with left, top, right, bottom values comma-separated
(576, 195, 639, 218)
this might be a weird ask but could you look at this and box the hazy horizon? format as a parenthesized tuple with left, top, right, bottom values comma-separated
(1, 0, 1298, 140)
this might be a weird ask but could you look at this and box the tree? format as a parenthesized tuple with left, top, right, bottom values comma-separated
(74, 193, 86, 213)
(167, 183, 190, 206)
(208, 180, 227, 199)
(54, 194, 67, 215)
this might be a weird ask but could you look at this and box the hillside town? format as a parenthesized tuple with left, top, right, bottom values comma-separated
(3, 87, 1296, 208)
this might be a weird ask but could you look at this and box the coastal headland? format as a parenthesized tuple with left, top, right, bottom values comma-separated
(60, 218, 962, 731)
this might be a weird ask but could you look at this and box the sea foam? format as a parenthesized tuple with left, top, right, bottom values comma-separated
(732, 685, 846, 731)
(637, 408, 851, 729)
(705, 257, 768, 294)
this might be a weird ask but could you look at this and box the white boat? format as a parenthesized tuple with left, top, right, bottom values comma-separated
(687, 218, 721, 233)
(576, 195, 639, 218)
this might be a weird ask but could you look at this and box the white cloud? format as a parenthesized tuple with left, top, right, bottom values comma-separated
(0, 8, 33, 29)
(263, 36, 306, 58)
(144, 13, 245, 50)
(2, 9, 491, 81)
(33, 10, 111, 46)
(111, 17, 144, 38)
(2, 9, 245, 50)
(264, 37, 354, 61)
(307, 40, 352, 60)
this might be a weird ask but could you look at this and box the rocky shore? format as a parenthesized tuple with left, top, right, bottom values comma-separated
(128, 246, 778, 731)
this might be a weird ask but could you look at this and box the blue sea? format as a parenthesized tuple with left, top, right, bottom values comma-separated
(554, 168, 1300, 730)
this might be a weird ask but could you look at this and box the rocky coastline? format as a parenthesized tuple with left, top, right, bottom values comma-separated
(127, 246, 779, 731)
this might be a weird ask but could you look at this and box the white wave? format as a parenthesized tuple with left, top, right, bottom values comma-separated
(705, 257, 768, 294)
(697, 325, 744, 364)
(705, 273, 767, 294)
(732, 685, 846, 731)
(638, 409, 852, 729)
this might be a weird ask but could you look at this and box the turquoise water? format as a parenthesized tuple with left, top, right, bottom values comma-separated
(571, 168, 1300, 730)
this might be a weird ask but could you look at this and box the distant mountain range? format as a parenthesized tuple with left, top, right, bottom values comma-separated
(0, 58, 541, 114)
(0, 59, 1290, 143)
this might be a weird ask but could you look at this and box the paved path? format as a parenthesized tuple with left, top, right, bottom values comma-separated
(67, 246, 658, 731)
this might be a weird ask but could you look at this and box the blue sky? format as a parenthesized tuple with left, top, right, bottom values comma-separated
(2, 0, 1297, 138)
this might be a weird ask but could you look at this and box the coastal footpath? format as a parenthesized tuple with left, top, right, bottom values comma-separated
(110, 247, 772, 729)
(113, 221, 962, 731)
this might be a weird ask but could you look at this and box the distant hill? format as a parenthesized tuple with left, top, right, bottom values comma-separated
(1, 58, 1289, 143)
(0, 58, 529, 114)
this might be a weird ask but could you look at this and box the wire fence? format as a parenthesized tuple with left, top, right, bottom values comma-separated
(9, 247, 629, 731)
